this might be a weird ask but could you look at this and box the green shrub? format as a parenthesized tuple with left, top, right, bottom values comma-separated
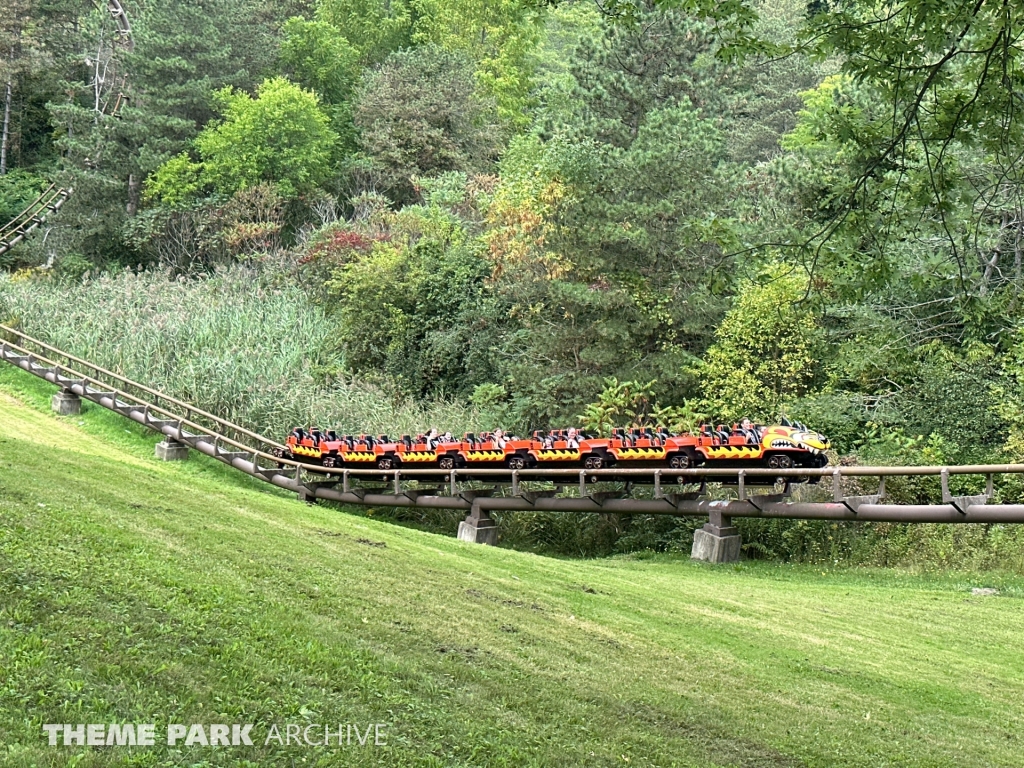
(320, 174, 497, 398)
(496, 511, 625, 558)
(0, 169, 48, 225)
(697, 265, 825, 421)
(785, 391, 874, 454)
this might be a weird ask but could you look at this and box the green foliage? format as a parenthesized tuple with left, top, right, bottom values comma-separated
(578, 377, 709, 435)
(770, 5, 1024, 339)
(0, 286, 10, 326)
(896, 349, 1004, 460)
(353, 46, 501, 204)
(578, 377, 656, 434)
(316, 0, 413, 63)
(611, 514, 703, 556)
(320, 0, 543, 127)
(784, 392, 872, 456)
(993, 328, 1024, 461)
(146, 76, 337, 206)
(721, 0, 824, 164)
(0, 169, 46, 229)
(195, 77, 338, 198)
(279, 18, 361, 106)
(40, 0, 297, 266)
(481, 8, 750, 424)
(122, 197, 229, 271)
(794, 335, 1008, 461)
(144, 152, 204, 207)
(697, 265, 823, 421)
(495, 510, 625, 557)
(650, 401, 710, 436)
(470, 382, 514, 428)
(803, 0, 1024, 190)
(575, 0, 766, 61)
(0, 0, 66, 176)
(411, 0, 542, 129)
(322, 174, 495, 397)
(278, 16, 361, 157)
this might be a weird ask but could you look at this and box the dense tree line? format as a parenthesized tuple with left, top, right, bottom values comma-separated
(2, 0, 1024, 477)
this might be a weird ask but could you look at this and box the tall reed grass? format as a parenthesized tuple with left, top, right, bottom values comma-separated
(0, 267, 484, 439)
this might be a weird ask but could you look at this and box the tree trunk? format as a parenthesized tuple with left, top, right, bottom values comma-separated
(1, 77, 12, 176)
(126, 172, 140, 216)
(980, 210, 1010, 296)
(1015, 209, 1022, 285)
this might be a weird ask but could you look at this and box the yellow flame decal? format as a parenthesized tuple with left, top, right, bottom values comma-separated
(704, 446, 762, 460)
(293, 446, 321, 457)
(464, 450, 506, 461)
(613, 448, 667, 460)
(401, 451, 438, 462)
(342, 452, 376, 462)
(535, 450, 582, 460)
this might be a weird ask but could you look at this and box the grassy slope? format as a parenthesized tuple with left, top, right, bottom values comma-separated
(1, 365, 1023, 767)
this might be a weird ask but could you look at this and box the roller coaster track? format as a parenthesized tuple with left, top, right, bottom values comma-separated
(0, 186, 72, 259)
(4, 323, 1024, 533)
(0, 2, 133, 259)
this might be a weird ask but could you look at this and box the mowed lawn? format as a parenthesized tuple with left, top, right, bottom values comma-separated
(1, 370, 1023, 767)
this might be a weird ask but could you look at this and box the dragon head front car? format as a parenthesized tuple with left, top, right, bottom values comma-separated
(762, 424, 831, 456)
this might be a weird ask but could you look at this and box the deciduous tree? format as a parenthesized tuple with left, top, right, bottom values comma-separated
(354, 46, 501, 203)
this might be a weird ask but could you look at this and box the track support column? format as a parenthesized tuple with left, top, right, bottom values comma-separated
(457, 500, 498, 546)
(155, 438, 189, 461)
(691, 506, 741, 564)
(51, 388, 81, 416)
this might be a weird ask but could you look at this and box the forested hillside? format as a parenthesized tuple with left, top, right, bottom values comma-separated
(2, 0, 1024, 553)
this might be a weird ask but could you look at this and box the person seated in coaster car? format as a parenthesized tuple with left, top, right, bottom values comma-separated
(739, 417, 763, 445)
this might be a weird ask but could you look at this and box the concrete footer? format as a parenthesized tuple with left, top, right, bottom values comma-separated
(155, 439, 189, 461)
(51, 390, 81, 416)
(458, 504, 498, 546)
(691, 510, 742, 563)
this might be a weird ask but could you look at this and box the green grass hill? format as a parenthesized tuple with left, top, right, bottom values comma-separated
(1, 366, 1023, 767)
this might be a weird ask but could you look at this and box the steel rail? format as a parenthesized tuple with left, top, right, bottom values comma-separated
(0, 184, 58, 241)
(4, 327, 1024, 524)
(106, 0, 133, 44)
(0, 187, 71, 258)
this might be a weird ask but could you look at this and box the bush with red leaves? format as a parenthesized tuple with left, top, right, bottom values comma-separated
(299, 228, 386, 266)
